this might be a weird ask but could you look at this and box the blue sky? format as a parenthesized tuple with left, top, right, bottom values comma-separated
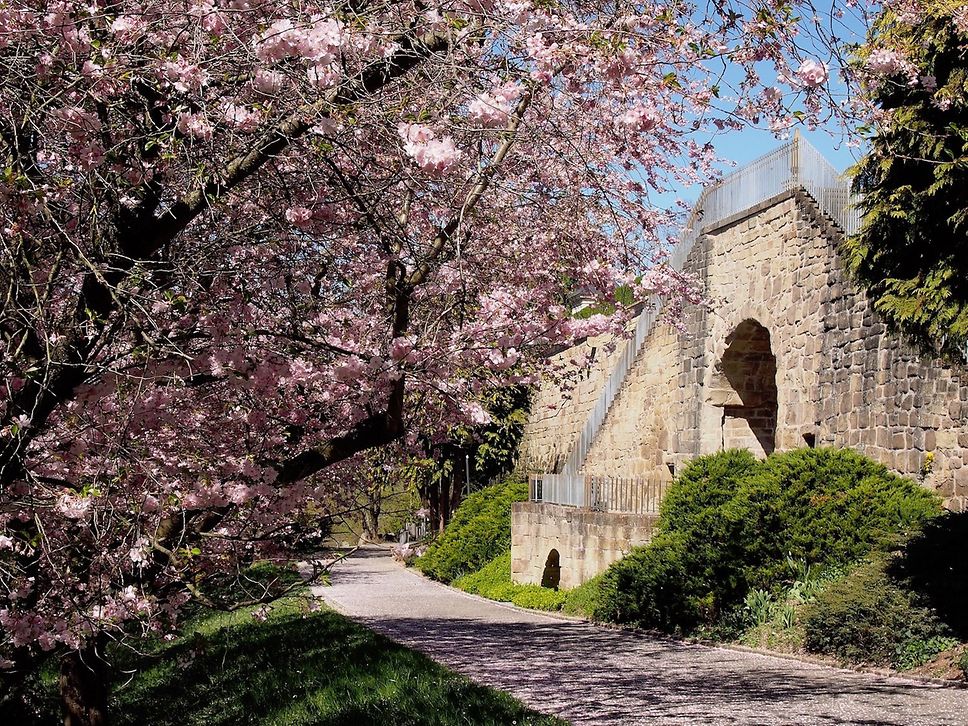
(715, 126, 862, 177)
(677, 0, 874, 200)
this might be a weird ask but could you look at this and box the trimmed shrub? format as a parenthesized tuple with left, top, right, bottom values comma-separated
(453, 552, 515, 598)
(562, 574, 604, 618)
(743, 447, 940, 574)
(658, 448, 760, 532)
(596, 448, 942, 633)
(595, 532, 712, 632)
(415, 479, 527, 583)
(509, 586, 568, 611)
(802, 557, 952, 668)
(892, 511, 968, 639)
(454, 552, 566, 611)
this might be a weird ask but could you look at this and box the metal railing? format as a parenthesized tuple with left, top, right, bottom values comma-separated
(549, 135, 858, 494)
(529, 472, 670, 514)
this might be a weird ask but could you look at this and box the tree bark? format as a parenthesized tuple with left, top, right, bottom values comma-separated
(361, 486, 381, 543)
(60, 642, 109, 726)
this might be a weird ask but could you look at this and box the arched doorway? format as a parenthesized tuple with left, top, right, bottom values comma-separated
(540, 549, 561, 590)
(707, 319, 778, 458)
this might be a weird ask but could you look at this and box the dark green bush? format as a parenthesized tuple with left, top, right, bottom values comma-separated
(802, 558, 952, 668)
(415, 479, 527, 583)
(745, 447, 940, 572)
(596, 448, 942, 633)
(658, 448, 760, 531)
(595, 532, 712, 632)
(892, 511, 968, 639)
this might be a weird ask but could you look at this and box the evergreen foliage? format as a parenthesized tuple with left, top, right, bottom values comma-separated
(802, 557, 954, 669)
(415, 479, 528, 583)
(891, 510, 968, 639)
(595, 448, 942, 633)
(846, 3, 968, 356)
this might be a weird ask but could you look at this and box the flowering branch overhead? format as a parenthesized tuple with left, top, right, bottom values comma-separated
(0, 0, 910, 715)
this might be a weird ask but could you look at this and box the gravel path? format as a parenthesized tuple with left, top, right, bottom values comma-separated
(313, 548, 968, 725)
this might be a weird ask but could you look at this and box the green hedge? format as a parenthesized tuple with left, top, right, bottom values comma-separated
(802, 557, 954, 669)
(454, 552, 567, 611)
(415, 479, 527, 583)
(561, 574, 604, 618)
(596, 448, 942, 633)
(892, 511, 968, 639)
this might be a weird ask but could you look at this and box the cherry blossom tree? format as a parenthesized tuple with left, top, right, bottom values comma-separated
(0, 0, 896, 721)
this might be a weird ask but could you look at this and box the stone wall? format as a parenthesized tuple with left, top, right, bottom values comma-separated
(570, 191, 968, 511)
(512, 189, 968, 587)
(514, 333, 622, 475)
(511, 501, 658, 589)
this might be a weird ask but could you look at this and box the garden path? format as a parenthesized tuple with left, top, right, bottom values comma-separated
(313, 547, 968, 725)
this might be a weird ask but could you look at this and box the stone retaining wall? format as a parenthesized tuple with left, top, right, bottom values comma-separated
(511, 501, 658, 589)
(512, 190, 968, 587)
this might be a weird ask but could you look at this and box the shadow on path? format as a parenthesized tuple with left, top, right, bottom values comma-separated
(317, 548, 967, 725)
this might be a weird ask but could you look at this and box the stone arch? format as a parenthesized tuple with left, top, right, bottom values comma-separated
(540, 548, 561, 590)
(707, 319, 778, 458)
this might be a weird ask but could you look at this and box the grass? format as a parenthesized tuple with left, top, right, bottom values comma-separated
(452, 551, 600, 618)
(108, 596, 564, 726)
(561, 575, 604, 618)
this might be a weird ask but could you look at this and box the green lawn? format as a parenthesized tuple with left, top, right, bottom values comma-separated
(111, 597, 564, 726)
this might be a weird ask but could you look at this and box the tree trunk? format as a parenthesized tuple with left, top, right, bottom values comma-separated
(60, 641, 109, 726)
(438, 477, 450, 533)
(361, 493, 381, 543)
(450, 465, 465, 516)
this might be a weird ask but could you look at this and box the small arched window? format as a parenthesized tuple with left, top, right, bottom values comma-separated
(540, 548, 561, 590)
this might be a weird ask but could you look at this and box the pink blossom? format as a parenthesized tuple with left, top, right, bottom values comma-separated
(51, 107, 101, 140)
(74, 142, 106, 170)
(159, 58, 209, 93)
(128, 537, 150, 564)
(796, 59, 828, 88)
(110, 15, 145, 42)
(389, 337, 414, 361)
(334, 356, 366, 382)
(226, 483, 253, 505)
(177, 112, 213, 141)
(397, 123, 435, 144)
(285, 206, 314, 228)
(762, 87, 783, 105)
(307, 64, 340, 88)
(298, 20, 342, 63)
(55, 494, 91, 520)
(192, 1, 227, 35)
(222, 103, 262, 132)
(255, 19, 302, 62)
(467, 83, 521, 128)
(253, 69, 285, 94)
(618, 105, 659, 132)
(866, 49, 903, 76)
(955, 6, 968, 35)
(398, 124, 462, 174)
(461, 402, 492, 425)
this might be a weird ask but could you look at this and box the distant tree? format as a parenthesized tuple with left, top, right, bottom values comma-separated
(846, 2, 968, 358)
(397, 385, 531, 531)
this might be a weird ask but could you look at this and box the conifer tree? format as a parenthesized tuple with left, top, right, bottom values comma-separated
(847, 2, 968, 358)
